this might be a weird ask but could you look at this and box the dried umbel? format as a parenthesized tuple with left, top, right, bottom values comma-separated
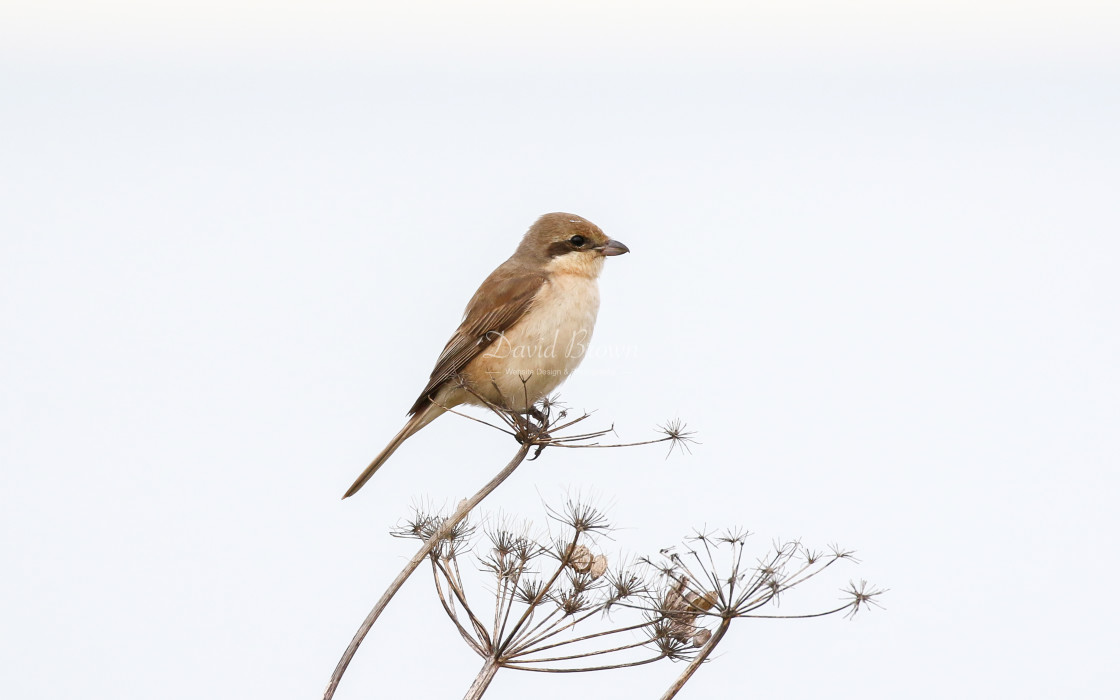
(689, 591, 718, 612)
(324, 395, 701, 700)
(414, 497, 687, 691)
(565, 545, 609, 579)
(645, 529, 886, 700)
(659, 577, 715, 648)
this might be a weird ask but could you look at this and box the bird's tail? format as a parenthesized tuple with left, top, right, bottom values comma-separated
(342, 404, 444, 498)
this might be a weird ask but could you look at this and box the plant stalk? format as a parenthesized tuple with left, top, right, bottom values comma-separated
(658, 617, 732, 700)
(462, 657, 501, 700)
(321, 442, 532, 700)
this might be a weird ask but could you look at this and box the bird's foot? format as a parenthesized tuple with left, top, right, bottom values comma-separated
(529, 406, 549, 430)
(527, 426, 552, 460)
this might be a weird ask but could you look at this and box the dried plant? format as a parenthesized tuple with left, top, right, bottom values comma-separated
(396, 500, 695, 699)
(637, 529, 887, 700)
(439, 379, 698, 459)
(321, 382, 694, 700)
(322, 377, 884, 700)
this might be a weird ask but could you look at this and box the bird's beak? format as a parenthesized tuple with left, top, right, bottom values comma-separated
(598, 239, 630, 256)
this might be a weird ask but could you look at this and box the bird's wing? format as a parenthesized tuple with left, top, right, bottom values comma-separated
(408, 267, 548, 415)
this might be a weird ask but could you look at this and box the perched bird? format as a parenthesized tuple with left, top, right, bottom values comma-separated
(343, 212, 629, 498)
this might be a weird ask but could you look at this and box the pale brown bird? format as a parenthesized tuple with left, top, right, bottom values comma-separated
(343, 212, 629, 498)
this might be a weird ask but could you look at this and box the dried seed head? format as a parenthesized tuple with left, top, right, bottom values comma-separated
(647, 619, 696, 661)
(667, 620, 697, 644)
(692, 629, 712, 647)
(515, 578, 544, 605)
(550, 499, 610, 534)
(663, 580, 686, 611)
(569, 544, 593, 573)
(843, 579, 888, 618)
(557, 590, 588, 615)
(658, 418, 698, 457)
(689, 591, 718, 612)
(589, 554, 608, 579)
(606, 569, 645, 604)
(567, 571, 593, 594)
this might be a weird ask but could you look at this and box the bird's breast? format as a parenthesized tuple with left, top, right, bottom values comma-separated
(465, 273, 601, 410)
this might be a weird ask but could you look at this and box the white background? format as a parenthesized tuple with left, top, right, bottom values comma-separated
(3, 2, 1118, 698)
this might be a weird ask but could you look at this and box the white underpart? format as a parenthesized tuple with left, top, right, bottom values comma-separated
(468, 252, 604, 411)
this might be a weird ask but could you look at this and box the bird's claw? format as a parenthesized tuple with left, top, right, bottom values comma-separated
(526, 425, 552, 460)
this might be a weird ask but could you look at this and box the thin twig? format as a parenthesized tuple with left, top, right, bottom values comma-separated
(508, 602, 631, 657)
(431, 560, 486, 656)
(658, 617, 733, 700)
(737, 603, 855, 620)
(513, 619, 657, 659)
(515, 633, 659, 665)
(545, 436, 680, 449)
(503, 655, 666, 673)
(439, 406, 518, 437)
(321, 442, 532, 700)
(500, 534, 583, 646)
(435, 558, 493, 648)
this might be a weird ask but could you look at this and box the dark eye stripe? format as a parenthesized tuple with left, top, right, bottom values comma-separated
(546, 240, 572, 257)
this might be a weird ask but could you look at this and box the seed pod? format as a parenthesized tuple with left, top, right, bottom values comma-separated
(589, 554, 608, 579)
(689, 591, 718, 611)
(668, 621, 695, 644)
(569, 544, 593, 573)
(692, 629, 712, 647)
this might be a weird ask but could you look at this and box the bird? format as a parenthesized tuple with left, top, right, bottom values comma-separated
(343, 212, 629, 498)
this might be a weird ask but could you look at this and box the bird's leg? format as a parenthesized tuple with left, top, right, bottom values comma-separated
(512, 414, 531, 444)
(515, 410, 535, 439)
(529, 406, 548, 427)
(485, 379, 534, 441)
(526, 407, 552, 460)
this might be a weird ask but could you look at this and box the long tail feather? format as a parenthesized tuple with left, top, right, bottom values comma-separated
(342, 405, 443, 498)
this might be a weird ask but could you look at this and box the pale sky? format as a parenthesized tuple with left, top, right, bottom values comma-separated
(2, 2, 1118, 699)
(4, 1, 1120, 56)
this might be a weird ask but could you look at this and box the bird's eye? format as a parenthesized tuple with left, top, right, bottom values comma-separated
(569, 235, 586, 247)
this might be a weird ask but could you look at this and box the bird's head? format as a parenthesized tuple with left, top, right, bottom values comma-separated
(514, 212, 629, 277)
